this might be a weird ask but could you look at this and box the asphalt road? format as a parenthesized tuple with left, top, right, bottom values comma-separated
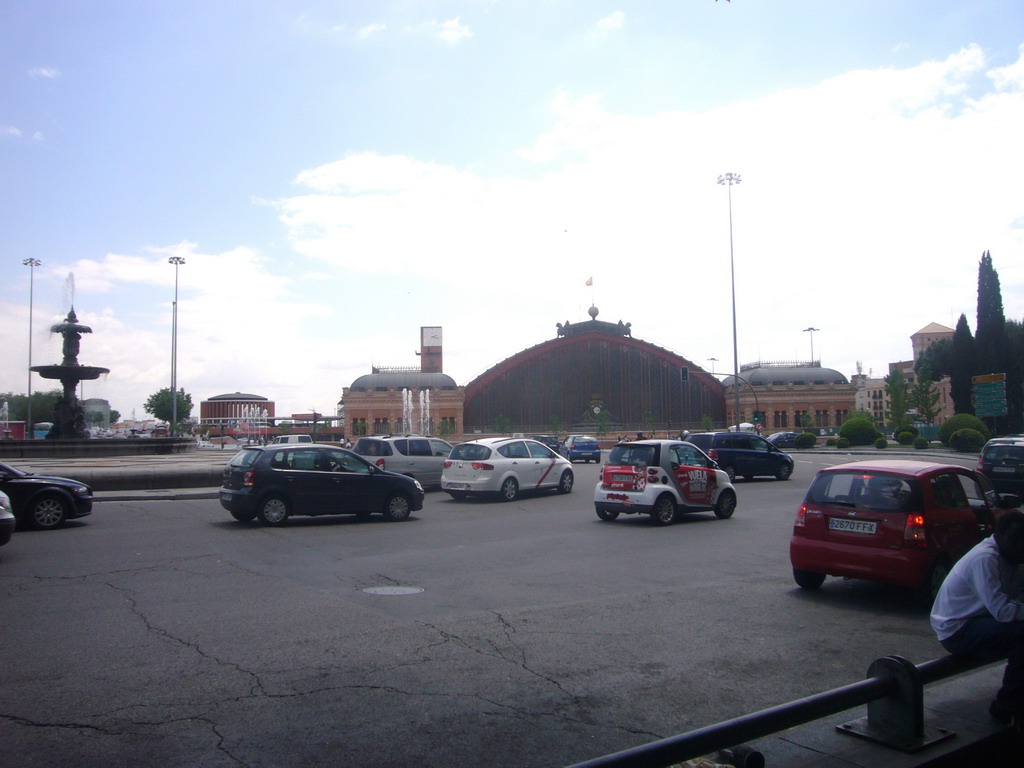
(0, 453, 981, 768)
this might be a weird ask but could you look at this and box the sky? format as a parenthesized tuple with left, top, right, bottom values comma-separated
(2, 1, 1023, 425)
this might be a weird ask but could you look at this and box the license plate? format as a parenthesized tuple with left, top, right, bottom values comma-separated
(612, 473, 634, 482)
(993, 466, 1018, 474)
(829, 518, 877, 534)
(447, 483, 469, 490)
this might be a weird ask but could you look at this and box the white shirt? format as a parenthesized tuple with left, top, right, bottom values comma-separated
(931, 536, 1024, 641)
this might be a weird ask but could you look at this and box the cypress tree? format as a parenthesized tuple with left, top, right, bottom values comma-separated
(976, 251, 1007, 377)
(950, 314, 975, 414)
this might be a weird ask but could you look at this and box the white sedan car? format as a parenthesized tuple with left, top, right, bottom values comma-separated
(441, 437, 575, 501)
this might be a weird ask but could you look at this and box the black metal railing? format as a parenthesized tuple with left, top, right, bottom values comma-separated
(567, 653, 998, 768)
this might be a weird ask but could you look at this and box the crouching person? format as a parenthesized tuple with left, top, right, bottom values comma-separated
(931, 509, 1024, 725)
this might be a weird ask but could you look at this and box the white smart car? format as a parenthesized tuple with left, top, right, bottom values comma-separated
(442, 437, 574, 501)
(593, 439, 737, 525)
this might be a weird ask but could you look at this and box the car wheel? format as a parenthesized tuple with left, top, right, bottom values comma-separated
(714, 490, 737, 519)
(776, 463, 793, 481)
(649, 495, 676, 526)
(557, 470, 574, 494)
(230, 510, 257, 523)
(793, 569, 826, 590)
(256, 495, 290, 526)
(596, 508, 619, 521)
(499, 477, 519, 502)
(914, 557, 951, 607)
(722, 465, 736, 483)
(27, 494, 69, 530)
(383, 494, 411, 521)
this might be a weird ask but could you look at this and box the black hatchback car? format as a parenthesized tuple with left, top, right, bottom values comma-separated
(219, 444, 425, 526)
(977, 438, 1024, 494)
(0, 461, 94, 530)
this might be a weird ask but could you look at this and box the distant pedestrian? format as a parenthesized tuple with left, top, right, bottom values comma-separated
(931, 510, 1024, 726)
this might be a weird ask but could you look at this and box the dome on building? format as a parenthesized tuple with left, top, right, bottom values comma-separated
(207, 392, 269, 401)
(722, 365, 849, 387)
(349, 371, 458, 391)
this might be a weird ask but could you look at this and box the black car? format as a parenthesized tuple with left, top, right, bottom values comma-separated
(0, 461, 94, 530)
(529, 435, 561, 452)
(766, 431, 800, 448)
(977, 438, 1024, 494)
(0, 491, 14, 546)
(683, 431, 794, 482)
(219, 444, 425, 526)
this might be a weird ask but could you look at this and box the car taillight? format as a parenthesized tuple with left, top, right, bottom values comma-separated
(376, 458, 386, 469)
(242, 470, 255, 487)
(471, 462, 494, 471)
(444, 460, 452, 468)
(794, 503, 808, 528)
(977, 456, 984, 471)
(904, 514, 927, 547)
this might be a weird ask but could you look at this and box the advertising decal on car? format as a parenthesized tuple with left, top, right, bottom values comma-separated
(676, 467, 717, 505)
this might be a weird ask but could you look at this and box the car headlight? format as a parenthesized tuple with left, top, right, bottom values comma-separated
(413, 480, 424, 491)
(73, 485, 90, 496)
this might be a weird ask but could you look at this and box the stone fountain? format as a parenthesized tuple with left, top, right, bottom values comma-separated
(31, 309, 110, 440)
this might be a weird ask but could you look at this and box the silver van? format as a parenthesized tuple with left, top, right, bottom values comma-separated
(353, 435, 454, 488)
(272, 435, 313, 444)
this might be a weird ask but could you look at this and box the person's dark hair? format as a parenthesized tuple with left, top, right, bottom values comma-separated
(996, 510, 1024, 537)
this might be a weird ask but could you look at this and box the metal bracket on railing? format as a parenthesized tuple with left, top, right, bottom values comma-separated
(836, 655, 956, 753)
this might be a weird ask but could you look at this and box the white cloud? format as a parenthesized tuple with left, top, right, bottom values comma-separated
(426, 17, 472, 45)
(2, 125, 22, 138)
(28, 66, 60, 79)
(357, 22, 386, 39)
(597, 11, 626, 31)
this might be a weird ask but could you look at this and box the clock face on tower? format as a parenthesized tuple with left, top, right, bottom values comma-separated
(421, 327, 442, 346)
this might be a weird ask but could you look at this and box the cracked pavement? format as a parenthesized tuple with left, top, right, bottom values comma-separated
(0, 467, 946, 767)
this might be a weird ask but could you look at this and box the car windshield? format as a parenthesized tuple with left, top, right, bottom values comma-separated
(450, 444, 492, 461)
(806, 471, 916, 513)
(607, 444, 656, 467)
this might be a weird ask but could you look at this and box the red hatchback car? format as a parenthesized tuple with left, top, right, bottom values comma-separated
(790, 460, 1020, 604)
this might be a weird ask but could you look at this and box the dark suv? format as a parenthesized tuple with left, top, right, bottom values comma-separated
(220, 444, 424, 526)
(683, 431, 794, 482)
(977, 438, 1024, 493)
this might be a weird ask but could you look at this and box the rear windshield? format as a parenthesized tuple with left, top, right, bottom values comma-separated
(985, 445, 1024, 463)
(805, 471, 918, 513)
(572, 437, 598, 445)
(685, 434, 712, 450)
(354, 439, 392, 457)
(228, 448, 262, 468)
(450, 444, 492, 461)
(607, 444, 657, 467)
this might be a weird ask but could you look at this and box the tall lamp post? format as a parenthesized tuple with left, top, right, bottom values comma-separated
(168, 256, 185, 433)
(23, 258, 41, 437)
(803, 326, 819, 365)
(707, 357, 718, 375)
(717, 172, 742, 430)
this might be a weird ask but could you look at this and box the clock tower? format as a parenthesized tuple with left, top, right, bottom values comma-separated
(420, 326, 443, 373)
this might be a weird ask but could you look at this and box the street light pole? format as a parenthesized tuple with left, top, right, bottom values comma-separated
(707, 357, 718, 375)
(168, 256, 185, 433)
(23, 258, 41, 436)
(717, 172, 742, 430)
(803, 326, 819, 365)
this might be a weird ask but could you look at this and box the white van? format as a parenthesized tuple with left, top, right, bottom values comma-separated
(272, 435, 313, 444)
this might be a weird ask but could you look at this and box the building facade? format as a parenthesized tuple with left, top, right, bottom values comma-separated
(724, 362, 856, 434)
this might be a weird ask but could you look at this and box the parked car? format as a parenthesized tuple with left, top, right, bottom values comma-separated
(789, 459, 1021, 604)
(441, 437, 574, 501)
(561, 435, 602, 463)
(593, 439, 737, 525)
(976, 437, 1024, 494)
(683, 431, 794, 482)
(272, 435, 313, 444)
(766, 431, 800, 448)
(219, 444, 424, 526)
(352, 435, 454, 488)
(529, 435, 562, 452)
(0, 491, 14, 547)
(0, 461, 93, 530)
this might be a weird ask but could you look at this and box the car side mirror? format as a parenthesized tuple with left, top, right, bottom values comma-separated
(1000, 493, 1022, 509)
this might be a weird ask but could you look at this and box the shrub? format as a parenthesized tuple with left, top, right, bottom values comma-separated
(825, 438, 838, 447)
(837, 438, 850, 449)
(949, 428, 986, 453)
(913, 436, 929, 450)
(897, 425, 919, 438)
(839, 417, 882, 446)
(875, 437, 889, 449)
(795, 432, 817, 449)
(897, 431, 915, 445)
(939, 414, 990, 445)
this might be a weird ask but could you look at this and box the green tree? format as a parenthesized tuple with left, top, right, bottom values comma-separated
(916, 337, 953, 380)
(109, 409, 121, 424)
(0, 389, 63, 425)
(976, 251, 1007, 379)
(884, 368, 911, 433)
(594, 410, 611, 437)
(144, 387, 193, 426)
(910, 361, 941, 425)
(1006, 319, 1024, 432)
(700, 414, 715, 432)
(951, 314, 975, 414)
(548, 415, 564, 436)
(493, 415, 510, 434)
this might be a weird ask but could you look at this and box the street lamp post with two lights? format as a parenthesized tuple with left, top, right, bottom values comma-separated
(23, 258, 41, 436)
(717, 172, 742, 431)
(169, 256, 185, 433)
